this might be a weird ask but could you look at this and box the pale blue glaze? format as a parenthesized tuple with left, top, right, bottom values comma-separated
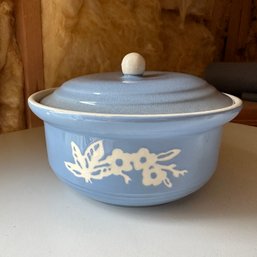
(44, 123, 222, 206)
(41, 71, 233, 114)
(28, 69, 242, 206)
(29, 88, 242, 206)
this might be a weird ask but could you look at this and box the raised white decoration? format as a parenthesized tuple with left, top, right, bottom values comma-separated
(64, 141, 188, 188)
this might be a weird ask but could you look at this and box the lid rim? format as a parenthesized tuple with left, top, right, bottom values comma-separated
(28, 88, 242, 119)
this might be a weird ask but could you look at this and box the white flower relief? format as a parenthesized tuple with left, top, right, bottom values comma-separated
(64, 140, 188, 188)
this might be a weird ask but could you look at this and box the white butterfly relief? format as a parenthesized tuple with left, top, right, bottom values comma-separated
(64, 140, 188, 188)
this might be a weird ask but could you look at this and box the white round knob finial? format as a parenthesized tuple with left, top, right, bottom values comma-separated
(121, 52, 145, 76)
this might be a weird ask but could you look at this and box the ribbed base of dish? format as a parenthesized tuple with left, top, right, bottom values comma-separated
(43, 122, 222, 206)
(56, 174, 212, 206)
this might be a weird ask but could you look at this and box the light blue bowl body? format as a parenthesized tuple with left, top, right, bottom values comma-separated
(28, 89, 242, 206)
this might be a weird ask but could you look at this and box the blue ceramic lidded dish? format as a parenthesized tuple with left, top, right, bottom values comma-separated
(28, 53, 242, 206)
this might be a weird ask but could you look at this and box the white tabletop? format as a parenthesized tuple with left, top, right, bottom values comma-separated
(0, 123, 256, 257)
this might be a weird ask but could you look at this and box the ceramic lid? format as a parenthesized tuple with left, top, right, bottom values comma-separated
(41, 53, 233, 115)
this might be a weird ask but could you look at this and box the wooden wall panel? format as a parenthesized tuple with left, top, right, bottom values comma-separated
(14, 0, 44, 128)
(224, 0, 252, 61)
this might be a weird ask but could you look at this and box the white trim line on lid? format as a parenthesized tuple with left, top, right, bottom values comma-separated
(28, 88, 242, 118)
